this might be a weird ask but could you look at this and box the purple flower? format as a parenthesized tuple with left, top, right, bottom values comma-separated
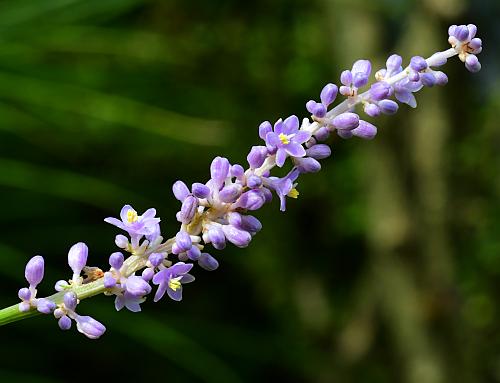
(264, 116, 311, 167)
(152, 262, 195, 302)
(266, 169, 300, 211)
(393, 77, 423, 108)
(104, 205, 160, 238)
(115, 291, 146, 312)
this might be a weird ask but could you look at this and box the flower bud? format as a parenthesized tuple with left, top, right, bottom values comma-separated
(58, 316, 72, 330)
(369, 81, 391, 101)
(378, 99, 399, 115)
(410, 56, 428, 72)
(68, 242, 88, 276)
(109, 252, 124, 270)
(219, 184, 243, 203)
(192, 183, 210, 199)
(148, 253, 163, 267)
(208, 226, 226, 250)
(198, 253, 219, 271)
(64, 291, 78, 311)
(175, 231, 192, 253)
(55, 279, 69, 292)
(340, 70, 352, 86)
(364, 103, 381, 117)
(454, 25, 469, 41)
(234, 190, 266, 211)
(75, 315, 106, 339)
(337, 129, 353, 139)
(231, 164, 245, 179)
(320, 83, 338, 106)
(36, 298, 56, 314)
(247, 146, 268, 169)
(465, 54, 481, 73)
(239, 214, 262, 234)
(314, 127, 330, 142)
(386, 54, 402, 73)
(306, 144, 331, 160)
(295, 157, 321, 173)
(103, 272, 117, 288)
(25, 255, 44, 287)
(433, 71, 448, 86)
(352, 60, 371, 88)
(332, 113, 359, 130)
(172, 180, 190, 201)
(222, 225, 252, 248)
(258, 121, 272, 140)
(210, 157, 230, 187)
(179, 195, 198, 224)
(114, 235, 128, 249)
(247, 175, 262, 188)
(142, 268, 155, 282)
(352, 120, 377, 140)
(420, 72, 436, 87)
(125, 276, 152, 297)
(18, 287, 31, 301)
(187, 246, 201, 261)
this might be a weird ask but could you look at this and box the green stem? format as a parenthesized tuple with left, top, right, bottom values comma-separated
(0, 278, 106, 326)
(0, 254, 148, 326)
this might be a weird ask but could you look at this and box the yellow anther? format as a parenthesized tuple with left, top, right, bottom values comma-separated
(127, 209, 138, 223)
(168, 277, 182, 291)
(287, 188, 299, 199)
(279, 133, 290, 145)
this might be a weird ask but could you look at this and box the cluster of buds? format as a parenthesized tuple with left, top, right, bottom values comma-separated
(12, 24, 483, 339)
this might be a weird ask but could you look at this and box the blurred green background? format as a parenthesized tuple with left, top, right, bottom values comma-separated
(0, 0, 499, 382)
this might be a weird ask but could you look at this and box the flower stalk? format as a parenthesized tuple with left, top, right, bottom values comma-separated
(0, 24, 483, 338)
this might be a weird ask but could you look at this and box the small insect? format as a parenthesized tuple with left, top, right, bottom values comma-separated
(82, 266, 104, 284)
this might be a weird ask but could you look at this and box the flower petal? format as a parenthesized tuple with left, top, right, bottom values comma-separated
(285, 143, 306, 158)
(275, 148, 288, 167)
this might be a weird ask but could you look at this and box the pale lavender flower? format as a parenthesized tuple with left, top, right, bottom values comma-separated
(265, 169, 300, 211)
(152, 262, 195, 302)
(263, 116, 311, 167)
(104, 205, 160, 238)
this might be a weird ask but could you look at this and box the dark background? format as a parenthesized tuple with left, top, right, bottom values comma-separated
(0, 0, 499, 382)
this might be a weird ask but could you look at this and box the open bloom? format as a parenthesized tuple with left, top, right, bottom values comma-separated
(152, 262, 195, 302)
(263, 116, 311, 167)
(104, 205, 160, 238)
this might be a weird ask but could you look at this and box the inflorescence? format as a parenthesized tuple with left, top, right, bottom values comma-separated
(11, 24, 482, 338)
